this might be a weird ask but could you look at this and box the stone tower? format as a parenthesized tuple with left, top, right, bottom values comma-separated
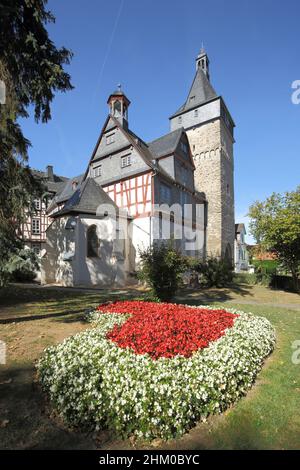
(169, 47, 235, 260)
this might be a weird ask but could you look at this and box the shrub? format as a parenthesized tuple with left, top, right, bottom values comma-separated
(252, 259, 278, 274)
(253, 265, 272, 286)
(138, 243, 187, 301)
(270, 274, 300, 293)
(3, 248, 39, 283)
(233, 272, 257, 285)
(192, 256, 233, 287)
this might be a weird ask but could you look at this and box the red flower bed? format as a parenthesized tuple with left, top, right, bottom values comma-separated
(97, 301, 236, 359)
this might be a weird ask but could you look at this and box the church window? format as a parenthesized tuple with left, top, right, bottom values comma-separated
(31, 218, 40, 235)
(106, 133, 115, 145)
(87, 225, 99, 258)
(93, 165, 102, 177)
(178, 116, 182, 124)
(194, 109, 198, 117)
(121, 154, 131, 168)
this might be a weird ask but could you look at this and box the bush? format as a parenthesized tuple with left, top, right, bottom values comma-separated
(270, 274, 300, 293)
(138, 243, 187, 301)
(254, 265, 272, 286)
(234, 269, 271, 287)
(3, 248, 39, 283)
(191, 256, 233, 288)
(252, 259, 278, 274)
(233, 272, 257, 285)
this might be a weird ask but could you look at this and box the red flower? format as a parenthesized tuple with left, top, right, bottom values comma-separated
(97, 301, 237, 359)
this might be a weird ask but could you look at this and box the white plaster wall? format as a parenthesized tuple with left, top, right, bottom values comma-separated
(74, 216, 125, 287)
(41, 217, 75, 286)
(129, 216, 151, 266)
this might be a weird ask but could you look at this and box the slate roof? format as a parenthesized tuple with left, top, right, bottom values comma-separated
(31, 168, 69, 194)
(54, 174, 84, 204)
(46, 174, 84, 214)
(31, 168, 68, 183)
(170, 67, 218, 118)
(52, 177, 118, 217)
(147, 128, 183, 158)
(235, 223, 246, 234)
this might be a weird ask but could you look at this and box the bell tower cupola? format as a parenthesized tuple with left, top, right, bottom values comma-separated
(107, 84, 130, 128)
(196, 46, 210, 81)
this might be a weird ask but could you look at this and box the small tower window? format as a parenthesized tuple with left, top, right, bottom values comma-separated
(180, 141, 188, 154)
(178, 116, 182, 124)
(106, 133, 115, 145)
(194, 109, 198, 117)
(87, 225, 99, 258)
(121, 155, 131, 168)
(113, 99, 122, 117)
(93, 165, 102, 177)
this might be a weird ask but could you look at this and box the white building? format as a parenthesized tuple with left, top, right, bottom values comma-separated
(234, 223, 249, 272)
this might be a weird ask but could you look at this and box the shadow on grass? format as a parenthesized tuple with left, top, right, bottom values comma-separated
(0, 363, 95, 450)
(175, 283, 254, 306)
(0, 285, 144, 324)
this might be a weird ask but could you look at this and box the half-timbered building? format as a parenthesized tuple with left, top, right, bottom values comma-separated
(21, 166, 69, 256)
(41, 48, 235, 288)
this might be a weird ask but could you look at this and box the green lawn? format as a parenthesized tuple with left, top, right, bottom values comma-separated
(0, 283, 299, 449)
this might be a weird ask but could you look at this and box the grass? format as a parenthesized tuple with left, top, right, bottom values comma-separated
(0, 283, 299, 449)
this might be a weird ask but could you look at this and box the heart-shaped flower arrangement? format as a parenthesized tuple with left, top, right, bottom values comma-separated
(99, 301, 236, 359)
(37, 301, 276, 440)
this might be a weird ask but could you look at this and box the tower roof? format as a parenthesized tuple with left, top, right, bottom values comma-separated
(52, 177, 118, 217)
(107, 84, 130, 105)
(170, 67, 217, 119)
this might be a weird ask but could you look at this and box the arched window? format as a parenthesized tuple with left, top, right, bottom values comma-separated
(224, 243, 232, 265)
(87, 225, 99, 258)
(113, 99, 122, 117)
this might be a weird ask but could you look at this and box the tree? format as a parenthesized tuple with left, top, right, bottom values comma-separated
(0, 0, 73, 285)
(248, 188, 300, 291)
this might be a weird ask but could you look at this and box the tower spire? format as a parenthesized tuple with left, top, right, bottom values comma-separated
(196, 46, 210, 81)
(107, 85, 130, 129)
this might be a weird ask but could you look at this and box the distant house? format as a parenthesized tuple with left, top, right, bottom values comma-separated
(21, 165, 69, 256)
(248, 244, 277, 261)
(234, 223, 249, 272)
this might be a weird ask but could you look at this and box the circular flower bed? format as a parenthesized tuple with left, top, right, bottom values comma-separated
(37, 301, 276, 440)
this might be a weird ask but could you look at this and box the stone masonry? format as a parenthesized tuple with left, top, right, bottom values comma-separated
(187, 118, 235, 258)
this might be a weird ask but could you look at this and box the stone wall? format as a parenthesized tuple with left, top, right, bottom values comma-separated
(186, 118, 235, 260)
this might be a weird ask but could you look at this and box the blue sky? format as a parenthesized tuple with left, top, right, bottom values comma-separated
(20, 0, 300, 242)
